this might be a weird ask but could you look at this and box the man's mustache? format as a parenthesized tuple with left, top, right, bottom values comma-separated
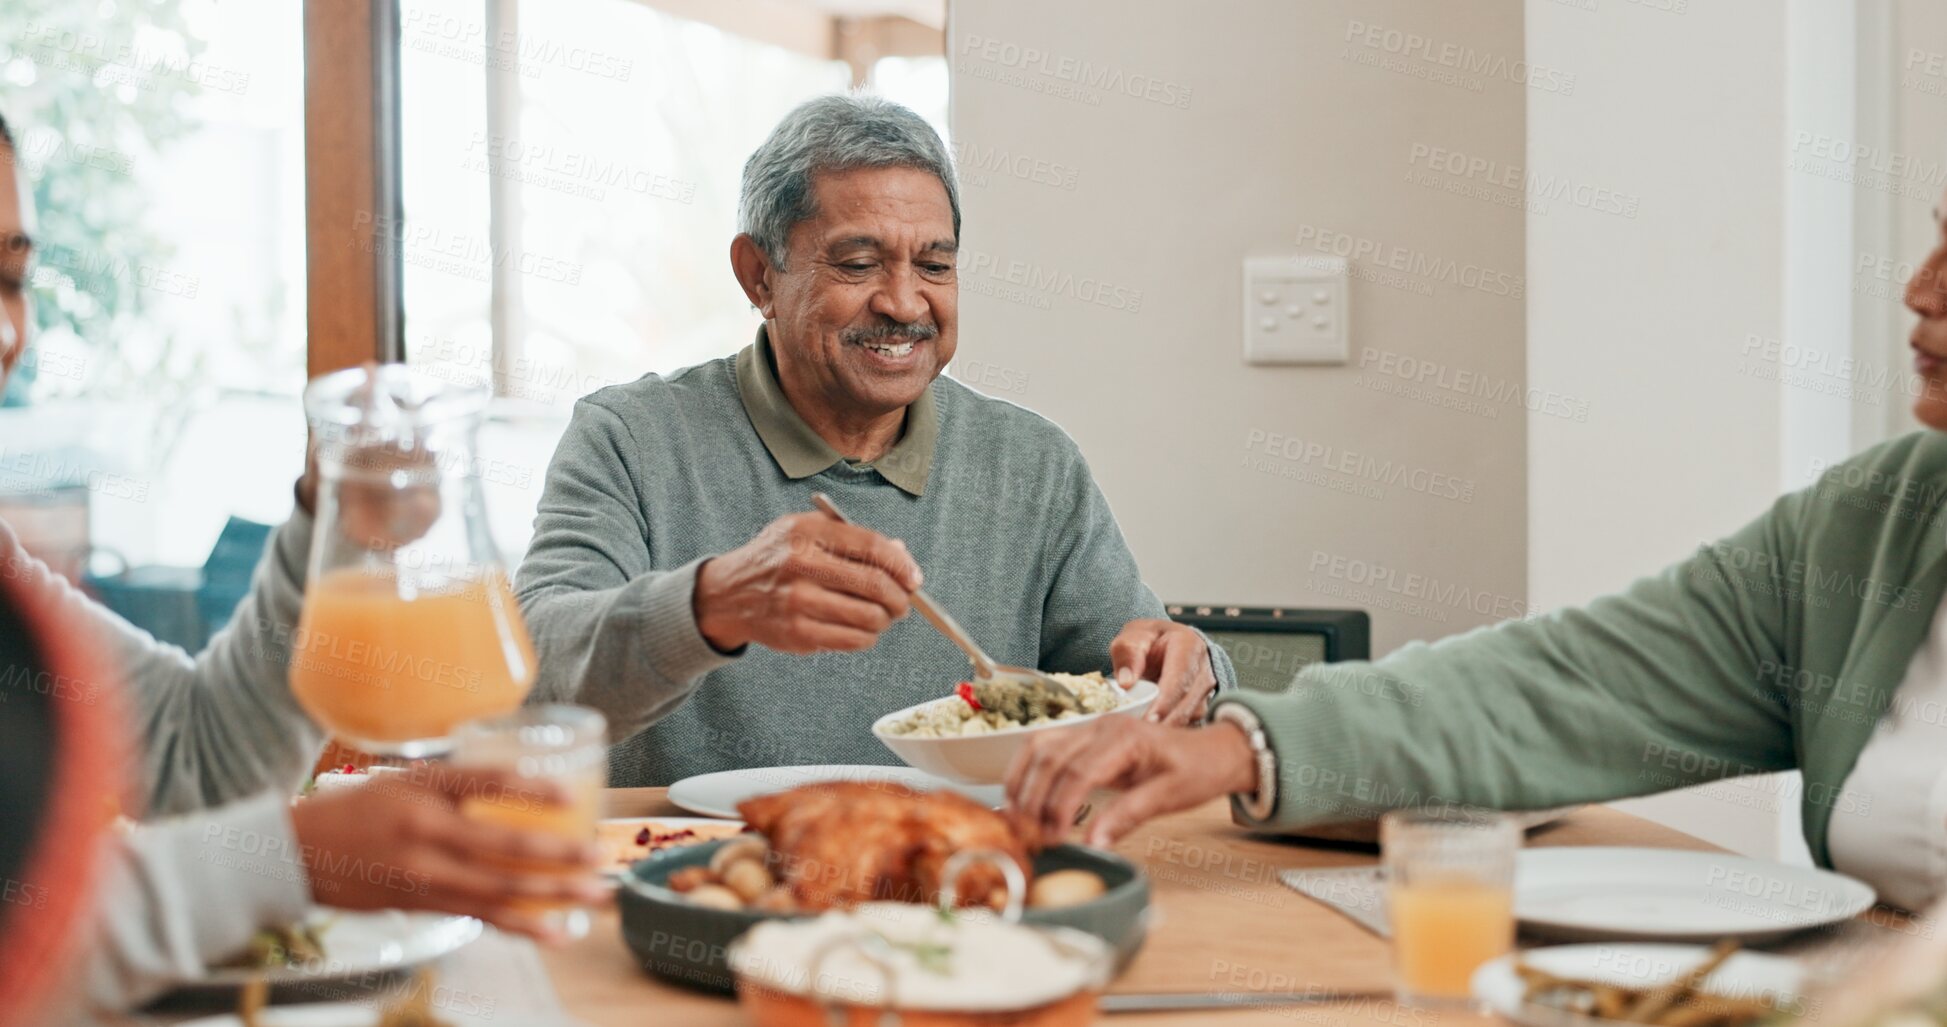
(841, 321, 939, 345)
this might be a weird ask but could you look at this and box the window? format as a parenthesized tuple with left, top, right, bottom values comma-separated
(1, 0, 307, 585)
(399, 0, 945, 560)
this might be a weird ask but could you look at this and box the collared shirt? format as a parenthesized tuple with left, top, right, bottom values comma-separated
(515, 334, 1237, 786)
(735, 326, 938, 497)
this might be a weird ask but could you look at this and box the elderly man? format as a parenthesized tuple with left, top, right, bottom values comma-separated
(516, 94, 1232, 785)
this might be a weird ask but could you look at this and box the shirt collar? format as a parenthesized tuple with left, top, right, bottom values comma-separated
(734, 325, 937, 496)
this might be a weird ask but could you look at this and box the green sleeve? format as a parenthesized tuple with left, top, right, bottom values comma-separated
(1220, 491, 1803, 830)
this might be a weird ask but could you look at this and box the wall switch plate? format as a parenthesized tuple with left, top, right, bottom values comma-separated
(1243, 254, 1348, 365)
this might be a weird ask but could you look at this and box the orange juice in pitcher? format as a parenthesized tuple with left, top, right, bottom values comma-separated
(297, 364, 535, 756)
(290, 567, 536, 752)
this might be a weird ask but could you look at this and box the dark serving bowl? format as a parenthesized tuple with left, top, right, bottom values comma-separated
(617, 840, 1151, 994)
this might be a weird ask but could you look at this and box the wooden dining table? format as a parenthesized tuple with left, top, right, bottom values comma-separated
(539, 789, 1744, 1026)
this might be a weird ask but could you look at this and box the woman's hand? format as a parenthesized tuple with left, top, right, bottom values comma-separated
(288, 766, 608, 943)
(1005, 716, 1260, 847)
(295, 431, 442, 549)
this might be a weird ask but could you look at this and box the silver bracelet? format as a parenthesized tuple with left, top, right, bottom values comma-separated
(1211, 702, 1278, 823)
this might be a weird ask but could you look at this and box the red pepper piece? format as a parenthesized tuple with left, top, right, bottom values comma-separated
(956, 681, 981, 709)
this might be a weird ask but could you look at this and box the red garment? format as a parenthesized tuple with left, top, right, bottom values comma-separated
(0, 573, 129, 1026)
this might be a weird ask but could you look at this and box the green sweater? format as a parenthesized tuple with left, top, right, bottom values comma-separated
(1220, 431, 1947, 866)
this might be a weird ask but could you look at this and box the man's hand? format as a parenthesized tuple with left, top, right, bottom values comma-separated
(1111, 619, 1218, 724)
(693, 512, 923, 654)
(1006, 716, 1259, 847)
(288, 766, 609, 943)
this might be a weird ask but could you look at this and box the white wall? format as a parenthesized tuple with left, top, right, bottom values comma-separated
(1525, 0, 1946, 861)
(1860, 0, 1947, 442)
(949, 0, 1529, 654)
(1526, 0, 1799, 860)
(952, 0, 1934, 863)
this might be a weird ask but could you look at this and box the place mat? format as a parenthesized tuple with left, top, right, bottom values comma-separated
(1279, 866, 1390, 937)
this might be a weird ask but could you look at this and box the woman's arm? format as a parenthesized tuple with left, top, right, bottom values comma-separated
(2, 510, 325, 818)
(1229, 489, 1806, 828)
(1010, 489, 1810, 845)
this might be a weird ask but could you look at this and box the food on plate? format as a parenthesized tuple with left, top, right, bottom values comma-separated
(1516, 941, 1792, 1026)
(304, 762, 409, 797)
(1028, 868, 1108, 909)
(730, 902, 1111, 1016)
(596, 817, 747, 872)
(661, 783, 1109, 915)
(710, 835, 767, 873)
(881, 671, 1126, 738)
(221, 919, 330, 969)
(739, 781, 1037, 911)
(683, 883, 749, 911)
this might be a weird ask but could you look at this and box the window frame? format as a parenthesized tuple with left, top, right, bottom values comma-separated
(381, 0, 941, 394)
(304, 0, 405, 376)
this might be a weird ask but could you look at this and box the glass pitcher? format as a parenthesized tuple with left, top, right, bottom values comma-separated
(290, 364, 537, 757)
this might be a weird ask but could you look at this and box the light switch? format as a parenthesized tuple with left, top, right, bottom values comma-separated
(1243, 255, 1349, 364)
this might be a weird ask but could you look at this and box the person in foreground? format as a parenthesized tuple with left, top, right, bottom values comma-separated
(0, 111, 603, 1015)
(516, 93, 1233, 786)
(1011, 179, 1947, 914)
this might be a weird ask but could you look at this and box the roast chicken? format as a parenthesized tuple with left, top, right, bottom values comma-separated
(736, 781, 1040, 911)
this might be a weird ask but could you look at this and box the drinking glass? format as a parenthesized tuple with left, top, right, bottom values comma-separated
(1382, 808, 1520, 1009)
(451, 705, 607, 939)
(291, 364, 537, 757)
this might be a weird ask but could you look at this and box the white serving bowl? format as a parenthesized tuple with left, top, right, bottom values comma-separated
(871, 680, 1159, 785)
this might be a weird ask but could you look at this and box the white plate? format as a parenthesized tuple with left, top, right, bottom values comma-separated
(667, 765, 1005, 819)
(1516, 847, 1875, 943)
(183, 910, 483, 992)
(1473, 943, 1805, 1026)
(177, 1000, 517, 1027)
(871, 680, 1160, 785)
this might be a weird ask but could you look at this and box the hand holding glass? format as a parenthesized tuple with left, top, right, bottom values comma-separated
(451, 705, 608, 940)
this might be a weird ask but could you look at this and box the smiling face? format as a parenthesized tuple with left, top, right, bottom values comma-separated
(738, 165, 957, 433)
(1908, 187, 1947, 430)
(0, 140, 28, 389)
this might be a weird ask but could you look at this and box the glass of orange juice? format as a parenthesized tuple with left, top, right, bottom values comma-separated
(292, 365, 537, 757)
(1381, 809, 1520, 1009)
(452, 704, 607, 939)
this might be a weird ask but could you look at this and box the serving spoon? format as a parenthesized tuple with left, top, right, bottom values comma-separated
(808, 493, 1081, 712)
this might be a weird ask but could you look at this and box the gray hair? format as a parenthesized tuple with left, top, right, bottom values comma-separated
(738, 94, 959, 268)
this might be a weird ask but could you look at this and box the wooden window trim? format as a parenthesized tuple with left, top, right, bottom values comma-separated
(304, 0, 404, 377)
